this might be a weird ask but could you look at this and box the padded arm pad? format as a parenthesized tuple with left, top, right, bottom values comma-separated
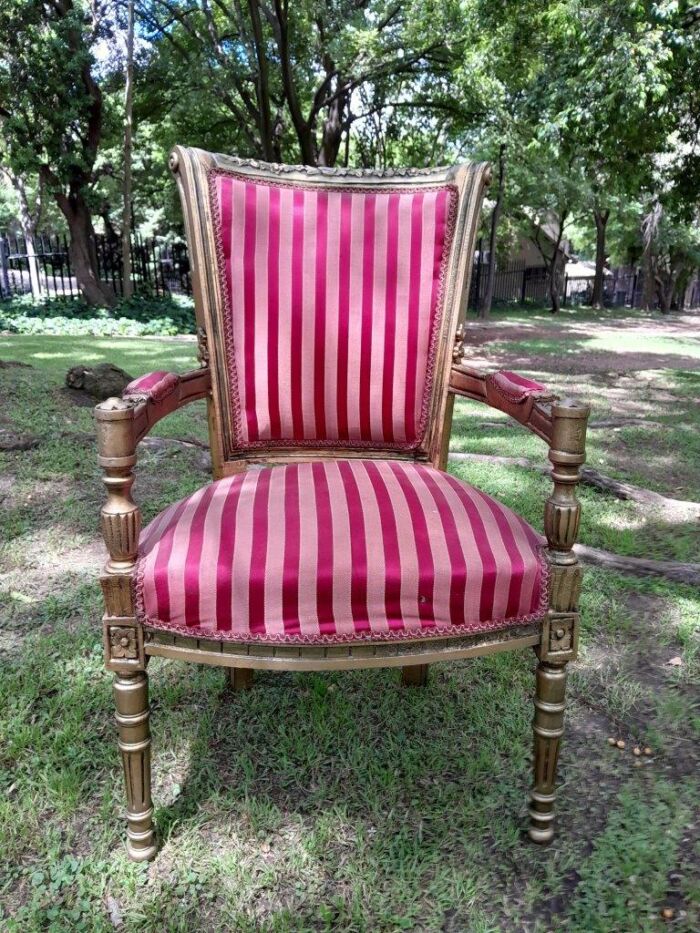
(95, 367, 212, 447)
(485, 371, 551, 405)
(123, 370, 181, 403)
(449, 364, 558, 443)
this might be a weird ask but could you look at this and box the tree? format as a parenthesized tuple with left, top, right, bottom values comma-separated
(0, 1, 117, 306)
(137, 0, 452, 167)
(122, 0, 136, 299)
(0, 166, 44, 299)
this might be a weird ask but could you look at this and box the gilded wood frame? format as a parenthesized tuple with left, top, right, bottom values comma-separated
(95, 150, 590, 861)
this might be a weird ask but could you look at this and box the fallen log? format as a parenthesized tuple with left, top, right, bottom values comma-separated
(574, 544, 700, 587)
(448, 451, 700, 517)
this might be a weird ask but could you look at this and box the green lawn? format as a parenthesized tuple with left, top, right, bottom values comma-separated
(1, 311, 699, 931)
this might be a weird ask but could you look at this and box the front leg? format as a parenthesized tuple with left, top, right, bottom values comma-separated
(96, 397, 156, 861)
(529, 399, 589, 843)
(114, 671, 157, 861)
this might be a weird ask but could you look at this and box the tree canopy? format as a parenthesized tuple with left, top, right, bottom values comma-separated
(0, 0, 698, 309)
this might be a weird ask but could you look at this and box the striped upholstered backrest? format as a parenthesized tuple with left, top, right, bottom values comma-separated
(172, 150, 489, 469)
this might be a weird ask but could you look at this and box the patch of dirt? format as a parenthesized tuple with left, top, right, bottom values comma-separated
(464, 313, 700, 375)
(0, 428, 39, 451)
(0, 359, 32, 369)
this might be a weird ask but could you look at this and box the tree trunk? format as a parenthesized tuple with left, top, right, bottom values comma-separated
(550, 259, 562, 314)
(657, 270, 676, 314)
(23, 231, 42, 301)
(478, 144, 506, 320)
(591, 208, 609, 309)
(548, 211, 568, 314)
(60, 192, 116, 307)
(3, 171, 42, 299)
(318, 81, 347, 168)
(121, 0, 135, 300)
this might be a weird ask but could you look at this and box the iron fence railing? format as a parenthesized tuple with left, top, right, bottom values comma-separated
(2, 229, 696, 311)
(0, 232, 191, 301)
(467, 238, 700, 312)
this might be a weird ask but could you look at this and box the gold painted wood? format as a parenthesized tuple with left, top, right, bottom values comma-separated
(530, 398, 590, 843)
(113, 672, 157, 861)
(144, 626, 541, 671)
(401, 664, 430, 687)
(229, 667, 255, 691)
(93, 148, 595, 862)
(529, 662, 567, 843)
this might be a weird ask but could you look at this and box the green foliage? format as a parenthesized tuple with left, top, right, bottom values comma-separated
(0, 294, 196, 336)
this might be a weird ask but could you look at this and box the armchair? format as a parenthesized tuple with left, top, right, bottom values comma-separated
(95, 148, 589, 862)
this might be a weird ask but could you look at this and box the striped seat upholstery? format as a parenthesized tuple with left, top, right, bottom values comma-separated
(135, 460, 548, 645)
(210, 172, 455, 451)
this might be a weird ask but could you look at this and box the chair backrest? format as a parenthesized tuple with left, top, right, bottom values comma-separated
(171, 148, 489, 476)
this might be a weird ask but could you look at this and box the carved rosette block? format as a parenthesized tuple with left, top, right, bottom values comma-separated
(113, 672, 157, 861)
(539, 612, 579, 664)
(104, 619, 145, 672)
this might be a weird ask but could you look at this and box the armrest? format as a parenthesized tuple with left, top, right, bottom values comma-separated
(96, 367, 212, 449)
(94, 367, 211, 576)
(449, 363, 560, 443)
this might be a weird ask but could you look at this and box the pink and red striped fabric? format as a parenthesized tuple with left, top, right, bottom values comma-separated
(210, 172, 456, 451)
(486, 371, 549, 404)
(135, 461, 548, 644)
(124, 370, 180, 402)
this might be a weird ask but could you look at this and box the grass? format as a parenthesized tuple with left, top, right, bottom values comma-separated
(1, 307, 699, 930)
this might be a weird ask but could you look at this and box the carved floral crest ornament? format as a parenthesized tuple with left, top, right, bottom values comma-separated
(95, 147, 589, 862)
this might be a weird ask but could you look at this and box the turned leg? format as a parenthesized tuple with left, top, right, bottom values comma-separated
(529, 397, 589, 843)
(529, 660, 568, 843)
(229, 667, 255, 691)
(401, 664, 429, 687)
(114, 671, 157, 861)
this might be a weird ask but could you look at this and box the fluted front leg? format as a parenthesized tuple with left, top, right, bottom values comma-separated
(114, 672, 157, 861)
(529, 661, 567, 842)
(530, 398, 590, 844)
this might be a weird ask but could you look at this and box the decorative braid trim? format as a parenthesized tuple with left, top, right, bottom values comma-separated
(207, 168, 459, 456)
(134, 544, 550, 647)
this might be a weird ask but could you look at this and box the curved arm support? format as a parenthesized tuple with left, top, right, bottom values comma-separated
(449, 363, 559, 443)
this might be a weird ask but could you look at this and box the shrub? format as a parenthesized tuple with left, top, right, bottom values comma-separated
(0, 294, 196, 336)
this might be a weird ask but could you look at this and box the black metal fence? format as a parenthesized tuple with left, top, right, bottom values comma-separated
(3, 229, 697, 310)
(468, 240, 700, 312)
(0, 232, 191, 301)
(468, 255, 553, 310)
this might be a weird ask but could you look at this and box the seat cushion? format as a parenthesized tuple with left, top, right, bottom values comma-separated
(135, 460, 548, 645)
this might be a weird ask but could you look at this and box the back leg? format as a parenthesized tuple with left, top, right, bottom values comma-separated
(401, 664, 429, 687)
(229, 667, 255, 691)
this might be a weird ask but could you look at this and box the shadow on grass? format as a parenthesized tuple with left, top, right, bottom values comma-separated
(1, 575, 697, 930)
